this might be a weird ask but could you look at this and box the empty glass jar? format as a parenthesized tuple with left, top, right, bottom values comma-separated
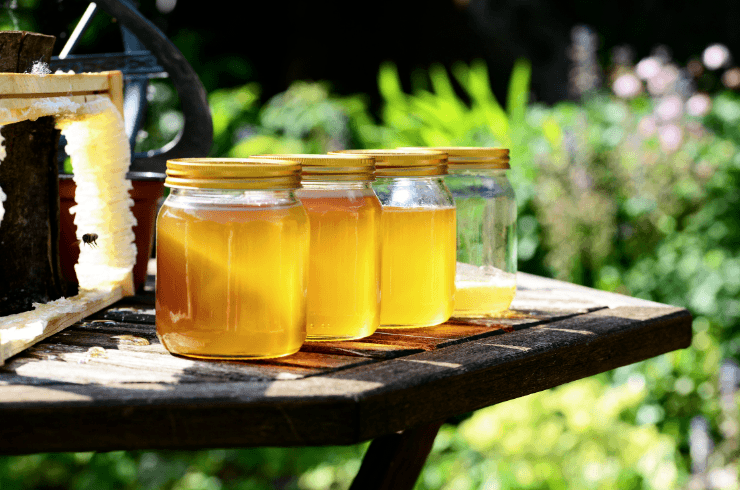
(335, 149, 456, 328)
(156, 158, 309, 359)
(433, 147, 517, 316)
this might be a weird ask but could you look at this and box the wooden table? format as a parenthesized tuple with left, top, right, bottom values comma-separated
(0, 273, 692, 490)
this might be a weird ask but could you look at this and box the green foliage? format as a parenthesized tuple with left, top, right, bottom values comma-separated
(0, 0, 38, 32)
(0, 446, 368, 490)
(418, 378, 683, 490)
(370, 60, 511, 148)
(204, 81, 373, 157)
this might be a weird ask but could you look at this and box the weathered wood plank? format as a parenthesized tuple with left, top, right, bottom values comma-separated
(251, 351, 376, 371)
(342, 306, 692, 440)
(74, 319, 159, 337)
(515, 272, 667, 308)
(305, 306, 592, 356)
(301, 341, 425, 360)
(0, 376, 377, 453)
(0, 287, 125, 365)
(0, 72, 115, 97)
(92, 307, 155, 324)
(2, 319, 376, 385)
(2, 343, 314, 385)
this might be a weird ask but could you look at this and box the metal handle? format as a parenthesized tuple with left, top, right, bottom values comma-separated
(94, 0, 213, 173)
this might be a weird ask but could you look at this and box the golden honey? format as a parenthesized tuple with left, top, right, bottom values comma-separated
(255, 153, 381, 341)
(155, 158, 308, 360)
(379, 206, 456, 327)
(156, 201, 308, 359)
(454, 282, 516, 317)
(297, 189, 381, 340)
(332, 149, 456, 328)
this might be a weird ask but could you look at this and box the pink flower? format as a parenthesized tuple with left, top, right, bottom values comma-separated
(656, 95, 683, 121)
(636, 57, 661, 80)
(647, 65, 679, 95)
(612, 73, 642, 98)
(722, 67, 740, 89)
(658, 124, 683, 153)
(686, 93, 712, 117)
(703, 44, 731, 70)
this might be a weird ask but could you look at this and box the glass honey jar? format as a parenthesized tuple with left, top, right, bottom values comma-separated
(155, 158, 309, 359)
(334, 149, 456, 328)
(255, 154, 381, 341)
(429, 147, 517, 316)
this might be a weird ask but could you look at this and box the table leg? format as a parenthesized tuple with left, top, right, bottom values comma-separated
(349, 421, 444, 490)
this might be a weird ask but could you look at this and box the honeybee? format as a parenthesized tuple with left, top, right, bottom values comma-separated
(76, 233, 99, 247)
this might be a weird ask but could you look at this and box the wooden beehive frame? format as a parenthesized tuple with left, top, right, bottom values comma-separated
(0, 71, 123, 116)
(0, 71, 134, 365)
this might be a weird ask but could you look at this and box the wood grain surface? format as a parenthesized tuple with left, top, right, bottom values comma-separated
(0, 273, 692, 454)
(0, 31, 63, 318)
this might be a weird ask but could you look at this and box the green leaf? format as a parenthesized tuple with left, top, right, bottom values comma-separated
(378, 62, 405, 103)
(506, 58, 531, 125)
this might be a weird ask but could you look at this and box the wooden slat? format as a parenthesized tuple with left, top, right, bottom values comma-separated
(1, 341, 314, 385)
(92, 307, 155, 324)
(304, 307, 593, 358)
(301, 341, 425, 360)
(0, 375, 377, 453)
(0, 287, 125, 365)
(75, 319, 159, 337)
(344, 306, 692, 440)
(106, 71, 124, 117)
(0, 72, 114, 97)
(1, 322, 374, 384)
(514, 272, 667, 308)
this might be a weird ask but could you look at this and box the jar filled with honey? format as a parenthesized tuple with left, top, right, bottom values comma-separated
(255, 154, 381, 341)
(156, 158, 309, 359)
(429, 147, 517, 316)
(334, 149, 456, 328)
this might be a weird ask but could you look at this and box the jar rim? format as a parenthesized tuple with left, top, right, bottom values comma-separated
(165, 158, 302, 190)
(401, 147, 510, 169)
(253, 153, 375, 181)
(331, 149, 448, 177)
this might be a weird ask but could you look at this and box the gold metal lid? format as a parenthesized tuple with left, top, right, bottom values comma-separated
(165, 158, 302, 189)
(253, 154, 375, 181)
(331, 149, 448, 177)
(403, 147, 510, 169)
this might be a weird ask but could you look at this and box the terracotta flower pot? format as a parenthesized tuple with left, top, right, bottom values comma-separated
(59, 172, 165, 292)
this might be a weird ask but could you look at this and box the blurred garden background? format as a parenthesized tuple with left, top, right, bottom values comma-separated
(3, 0, 740, 488)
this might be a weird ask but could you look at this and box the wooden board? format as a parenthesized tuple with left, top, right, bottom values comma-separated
(0, 287, 125, 365)
(0, 72, 121, 96)
(0, 72, 125, 118)
(0, 273, 692, 454)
